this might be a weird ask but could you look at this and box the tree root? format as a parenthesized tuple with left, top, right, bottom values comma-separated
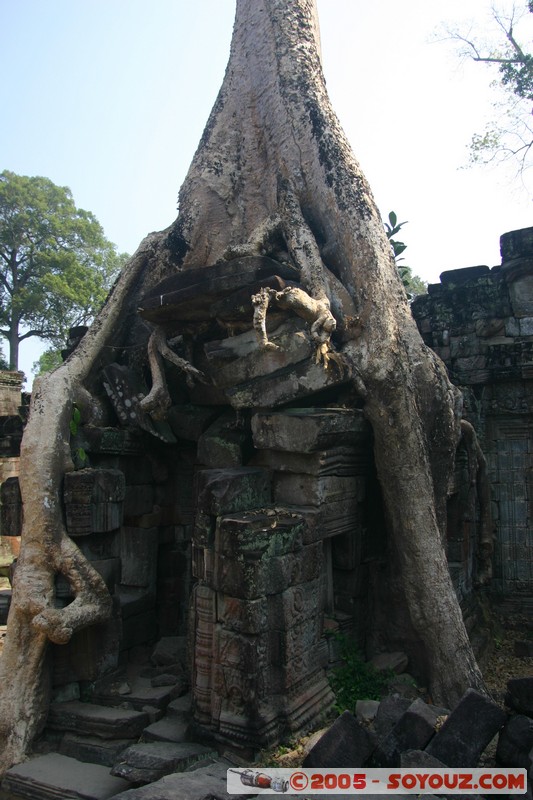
(252, 284, 338, 366)
(141, 325, 207, 419)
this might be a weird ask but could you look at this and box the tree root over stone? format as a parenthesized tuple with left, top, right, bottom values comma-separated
(141, 325, 207, 420)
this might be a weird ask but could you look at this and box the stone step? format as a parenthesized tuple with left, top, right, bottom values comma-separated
(166, 693, 192, 719)
(91, 672, 182, 712)
(47, 701, 149, 740)
(141, 716, 189, 743)
(0, 753, 129, 800)
(111, 741, 218, 784)
(58, 732, 134, 768)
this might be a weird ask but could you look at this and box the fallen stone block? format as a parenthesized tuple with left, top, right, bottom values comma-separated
(374, 695, 412, 739)
(374, 698, 441, 767)
(46, 701, 149, 740)
(506, 677, 533, 717)
(111, 759, 245, 800)
(496, 714, 533, 768)
(303, 710, 375, 767)
(111, 741, 218, 784)
(355, 699, 380, 723)
(425, 688, 507, 766)
(400, 749, 446, 768)
(0, 752, 129, 800)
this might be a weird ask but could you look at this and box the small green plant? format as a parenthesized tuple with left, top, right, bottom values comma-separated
(384, 211, 427, 298)
(69, 404, 88, 467)
(328, 634, 390, 713)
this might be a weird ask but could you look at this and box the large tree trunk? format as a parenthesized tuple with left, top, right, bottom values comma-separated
(0, 0, 485, 774)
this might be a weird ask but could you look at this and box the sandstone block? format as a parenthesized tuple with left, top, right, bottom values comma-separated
(374, 698, 441, 767)
(195, 467, 271, 516)
(506, 677, 533, 717)
(111, 742, 217, 785)
(425, 688, 507, 766)
(252, 408, 368, 452)
(64, 468, 125, 536)
(496, 715, 533, 768)
(303, 710, 375, 767)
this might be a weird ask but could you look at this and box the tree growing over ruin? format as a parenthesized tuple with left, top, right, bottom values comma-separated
(0, 0, 487, 774)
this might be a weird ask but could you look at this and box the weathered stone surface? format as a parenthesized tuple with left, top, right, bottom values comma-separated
(303, 710, 375, 767)
(91, 672, 182, 713)
(216, 594, 269, 634)
(0, 477, 22, 536)
(167, 405, 220, 441)
(102, 364, 177, 443)
(215, 511, 304, 559)
(425, 689, 507, 766)
(374, 696, 412, 739)
(120, 527, 158, 588)
(46, 701, 150, 740)
(209, 274, 289, 325)
(111, 742, 217, 784)
(58, 733, 132, 767)
(151, 636, 188, 668)
(225, 356, 350, 409)
(0, 753, 130, 800)
(506, 677, 533, 717)
(64, 468, 125, 536)
(213, 542, 322, 599)
(374, 698, 441, 767)
(355, 699, 381, 723)
(369, 652, 408, 674)
(141, 716, 189, 744)
(110, 759, 244, 800)
(400, 749, 446, 768)
(195, 467, 271, 516)
(123, 484, 154, 519)
(138, 256, 299, 325)
(252, 408, 368, 452)
(252, 445, 368, 476)
(273, 473, 364, 507)
(496, 715, 533, 768)
(197, 413, 253, 467)
(206, 318, 314, 389)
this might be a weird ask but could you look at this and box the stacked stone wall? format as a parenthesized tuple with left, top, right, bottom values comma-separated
(412, 226, 533, 600)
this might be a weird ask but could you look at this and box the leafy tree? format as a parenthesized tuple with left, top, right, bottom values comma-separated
(441, 3, 533, 186)
(32, 348, 63, 377)
(0, 170, 127, 370)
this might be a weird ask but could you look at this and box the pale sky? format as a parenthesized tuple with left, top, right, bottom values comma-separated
(1, 0, 532, 382)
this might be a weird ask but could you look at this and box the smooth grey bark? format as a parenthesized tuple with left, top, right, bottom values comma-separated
(0, 0, 486, 775)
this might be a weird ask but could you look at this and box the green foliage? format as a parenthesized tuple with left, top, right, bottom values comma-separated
(328, 634, 391, 712)
(32, 348, 63, 376)
(69, 404, 88, 468)
(384, 212, 427, 298)
(0, 170, 128, 369)
(444, 3, 533, 186)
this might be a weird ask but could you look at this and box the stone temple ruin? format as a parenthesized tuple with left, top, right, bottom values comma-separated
(0, 227, 532, 768)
